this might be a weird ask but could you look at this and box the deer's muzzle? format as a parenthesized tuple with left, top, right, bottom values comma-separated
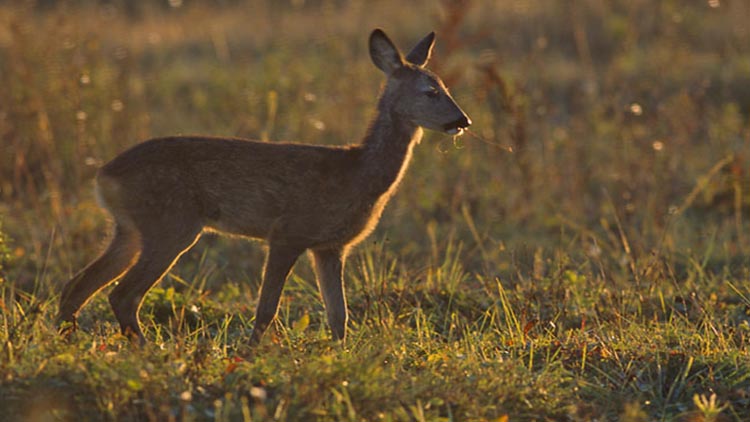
(444, 115, 472, 135)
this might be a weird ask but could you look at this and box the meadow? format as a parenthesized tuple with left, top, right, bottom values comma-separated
(1, 0, 750, 420)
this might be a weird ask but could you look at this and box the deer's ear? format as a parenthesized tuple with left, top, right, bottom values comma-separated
(406, 32, 435, 67)
(369, 29, 405, 75)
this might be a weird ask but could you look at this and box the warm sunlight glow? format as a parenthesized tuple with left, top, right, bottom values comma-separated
(629, 103, 643, 116)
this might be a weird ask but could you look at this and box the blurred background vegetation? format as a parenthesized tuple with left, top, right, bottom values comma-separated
(1, 0, 750, 420)
(2, 0, 749, 287)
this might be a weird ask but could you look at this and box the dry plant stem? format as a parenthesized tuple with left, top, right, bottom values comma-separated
(56, 29, 471, 346)
(464, 128, 514, 153)
(479, 65, 531, 199)
(674, 153, 736, 216)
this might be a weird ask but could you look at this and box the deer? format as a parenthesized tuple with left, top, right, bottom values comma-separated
(56, 28, 471, 345)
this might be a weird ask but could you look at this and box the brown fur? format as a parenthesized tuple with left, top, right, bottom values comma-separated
(57, 29, 471, 344)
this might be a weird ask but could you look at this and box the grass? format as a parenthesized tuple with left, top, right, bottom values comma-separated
(1, 0, 750, 420)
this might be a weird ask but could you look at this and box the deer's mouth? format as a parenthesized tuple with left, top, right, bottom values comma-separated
(443, 116, 471, 136)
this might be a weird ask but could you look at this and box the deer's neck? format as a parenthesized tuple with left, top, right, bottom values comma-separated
(360, 102, 423, 199)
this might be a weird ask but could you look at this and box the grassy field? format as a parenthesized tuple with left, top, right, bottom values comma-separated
(2, 0, 750, 420)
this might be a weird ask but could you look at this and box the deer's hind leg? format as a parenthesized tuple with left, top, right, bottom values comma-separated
(57, 224, 140, 330)
(107, 221, 202, 344)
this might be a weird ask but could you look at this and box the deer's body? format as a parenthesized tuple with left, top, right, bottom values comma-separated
(101, 115, 420, 250)
(57, 29, 470, 344)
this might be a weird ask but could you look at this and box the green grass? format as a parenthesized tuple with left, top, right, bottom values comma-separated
(2, 0, 750, 420)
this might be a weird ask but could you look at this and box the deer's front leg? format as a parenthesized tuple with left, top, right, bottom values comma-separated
(250, 244, 303, 345)
(312, 247, 347, 341)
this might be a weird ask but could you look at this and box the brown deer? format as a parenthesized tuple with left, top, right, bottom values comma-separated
(57, 29, 471, 345)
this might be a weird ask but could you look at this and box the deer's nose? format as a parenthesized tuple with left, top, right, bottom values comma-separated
(444, 115, 471, 132)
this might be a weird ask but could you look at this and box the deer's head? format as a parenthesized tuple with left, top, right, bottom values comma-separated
(370, 29, 471, 136)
